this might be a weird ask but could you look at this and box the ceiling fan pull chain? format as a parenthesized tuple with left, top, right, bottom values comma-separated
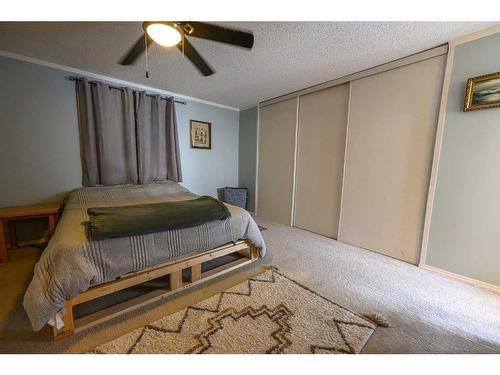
(144, 33, 150, 78)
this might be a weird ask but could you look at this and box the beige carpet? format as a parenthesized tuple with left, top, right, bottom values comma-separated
(1, 218, 499, 353)
(91, 268, 376, 354)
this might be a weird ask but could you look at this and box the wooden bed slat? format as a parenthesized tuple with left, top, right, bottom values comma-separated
(73, 241, 249, 305)
(71, 256, 256, 335)
(52, 240, 259, 340)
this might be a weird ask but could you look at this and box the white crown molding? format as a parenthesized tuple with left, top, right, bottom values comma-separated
(418, 43, 455, 267)
(450, 24, 500, 47)
(0, 49, 240, 112)
(420, 264, 500, 295)
(290, 96, 300, 226)
(254, 104, 260, 216)
(259, 44, 448, 108)
(239, 103, 259, 112)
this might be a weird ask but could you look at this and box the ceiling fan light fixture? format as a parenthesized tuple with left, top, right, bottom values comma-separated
(146, 23, 182, 47)
(121, 21, 254, 77)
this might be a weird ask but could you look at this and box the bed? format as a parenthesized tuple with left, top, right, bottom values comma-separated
(23, 181, 266, 339)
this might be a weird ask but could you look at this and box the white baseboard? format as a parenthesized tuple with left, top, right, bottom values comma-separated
(419, 264, 500, 295)
(7, 236, 50, 249)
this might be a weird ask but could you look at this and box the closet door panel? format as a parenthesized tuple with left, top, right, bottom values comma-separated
(257, 98, 297, 225)
(294, 84, 349, 237)
(338, 55, 445, 264)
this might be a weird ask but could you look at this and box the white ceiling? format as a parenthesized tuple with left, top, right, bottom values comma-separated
(0, 22, 496, 109)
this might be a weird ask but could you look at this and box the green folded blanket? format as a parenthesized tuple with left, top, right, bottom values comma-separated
(86, 196, 231, 241)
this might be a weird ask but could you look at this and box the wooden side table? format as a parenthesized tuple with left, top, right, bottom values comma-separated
(0, 202, 61, 263)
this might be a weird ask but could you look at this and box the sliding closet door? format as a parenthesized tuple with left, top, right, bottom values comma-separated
(339, 55, 445, 264)
(293, 84, 349, 237)
(257, 98, 297, 225)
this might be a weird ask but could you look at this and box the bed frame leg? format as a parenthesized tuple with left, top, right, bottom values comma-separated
(169, 270, 183, 290)
(250, 246, 259, 260)
(190, 264, 202, 283)
(53, 301, 75, 340)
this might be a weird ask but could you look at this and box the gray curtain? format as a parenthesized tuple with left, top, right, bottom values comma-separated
(76, 79, 138, 186)
(135, 92, 183, 184)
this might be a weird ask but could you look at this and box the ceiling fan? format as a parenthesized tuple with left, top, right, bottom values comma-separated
(119, 21, 254, 77)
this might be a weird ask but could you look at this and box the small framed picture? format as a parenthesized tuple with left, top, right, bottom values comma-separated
(464, 72, 500, 111)
(190, 120, 211, 149)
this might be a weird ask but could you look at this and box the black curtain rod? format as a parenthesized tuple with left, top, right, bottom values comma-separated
(67, 76, 187, 105)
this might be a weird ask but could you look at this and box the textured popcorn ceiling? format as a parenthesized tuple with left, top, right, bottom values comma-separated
(0, 22, 496, 109)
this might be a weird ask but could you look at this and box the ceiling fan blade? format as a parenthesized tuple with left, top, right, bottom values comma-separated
(181, 22, 254, 49)
(119, 34, 152, 65)
(178, 38, 215, 76)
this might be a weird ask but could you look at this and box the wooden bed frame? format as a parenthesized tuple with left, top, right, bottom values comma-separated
(53, 240, 259, 340)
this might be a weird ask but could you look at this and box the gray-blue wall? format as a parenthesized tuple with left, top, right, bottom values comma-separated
(238, 107, 257, 212)
(0, 56, 82, 207)
(177, 101, 239, 198)
(0, 55, 239, 242)
(426, 32, 500, 286)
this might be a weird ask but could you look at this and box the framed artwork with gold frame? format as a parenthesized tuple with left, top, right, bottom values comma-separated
(189, 120, 211, 149)
(464, 72, 500, 111)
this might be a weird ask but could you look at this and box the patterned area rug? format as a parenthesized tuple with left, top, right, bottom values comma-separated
(91, 267, 376, 354)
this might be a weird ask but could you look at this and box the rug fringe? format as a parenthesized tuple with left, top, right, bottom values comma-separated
(362, 313, 390, 327)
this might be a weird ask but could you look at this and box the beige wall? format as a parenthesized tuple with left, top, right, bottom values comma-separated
(257, 98, 297, 225)
(338, 56, 445, 264)
(294, 84, 349, 238)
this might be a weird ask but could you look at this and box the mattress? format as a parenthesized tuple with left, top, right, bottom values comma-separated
(23, 181, 266, 331)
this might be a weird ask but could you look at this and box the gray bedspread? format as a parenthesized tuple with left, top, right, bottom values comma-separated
(23, 182, 266, 331)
